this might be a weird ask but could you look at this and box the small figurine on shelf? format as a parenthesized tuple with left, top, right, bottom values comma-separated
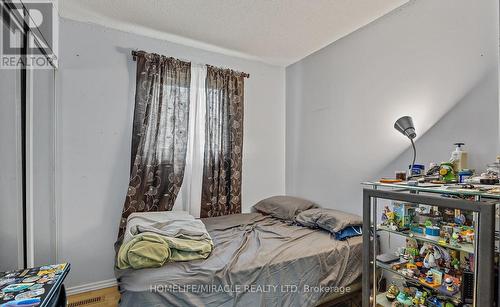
(450, 231, 460, 247)
(454, 213, 466, 225)
(425, 271, 434, 283)
(396, 288, 413, 306)
(424, 219, 433, 228)
(427, 296, 441, 306)
(460, 227, 474, 244)
(423, 252, 436, 269)
(444, 277, 454, 292)
(382, 206, 389, 222)
(449, 250, 460, 270)
(438, 276, 460, 296)
(440, 162, 457, 183)
(405, 238, 419, 260)
(412, 290, 426, 306)
(443, 209, 455, 222)
(461, 254, 473, 272)
(420, 243, 441, 269)
(386, 283, 399, 302)
(382, 206, 398, 230)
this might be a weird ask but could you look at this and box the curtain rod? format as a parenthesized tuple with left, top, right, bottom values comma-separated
(131, 50, 250, 78)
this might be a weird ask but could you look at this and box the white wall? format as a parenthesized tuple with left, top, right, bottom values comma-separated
(381, 71, 499, 178)
(285, 0, 499, 215)
(57, 18, 285, 287)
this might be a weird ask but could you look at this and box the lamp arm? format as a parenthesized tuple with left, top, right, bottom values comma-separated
(410, 138, 417, 174)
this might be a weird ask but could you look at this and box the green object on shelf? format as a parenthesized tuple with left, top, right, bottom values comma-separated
(396, 291, 413, 305)
(439, 162, 457, 182)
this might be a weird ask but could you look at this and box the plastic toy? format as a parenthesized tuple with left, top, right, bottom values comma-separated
(425, 271, 434, 283)
(396, 288, 413, 305)
(440, 162, 457, 182)
(444, 277, 454, 292)
(386, 283, 399, 302)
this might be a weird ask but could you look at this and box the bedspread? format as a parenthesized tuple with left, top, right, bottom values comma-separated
(117, 213, 362, 307)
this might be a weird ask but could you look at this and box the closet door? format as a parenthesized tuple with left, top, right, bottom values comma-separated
(31, 66, 56, 266)
(0, 1, 57, 269)
(30, 36, 57, 267)
(0, 17, 24, 271)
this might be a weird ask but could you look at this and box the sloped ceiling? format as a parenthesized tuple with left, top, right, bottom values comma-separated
(59, 0, 409, 66)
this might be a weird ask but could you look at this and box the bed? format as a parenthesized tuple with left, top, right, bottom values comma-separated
(117, 211, 362, 307)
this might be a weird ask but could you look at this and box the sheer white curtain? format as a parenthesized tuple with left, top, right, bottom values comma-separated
(172, 64, 206, 217)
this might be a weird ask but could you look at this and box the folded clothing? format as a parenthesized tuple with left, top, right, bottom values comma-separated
(334, 225, 363, 240)
(123, 211, 211, 244)
(295, 208, 362, 240)
(117, 211, 214, 270)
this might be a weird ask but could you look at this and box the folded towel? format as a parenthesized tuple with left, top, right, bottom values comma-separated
(116, 232, 213, 269)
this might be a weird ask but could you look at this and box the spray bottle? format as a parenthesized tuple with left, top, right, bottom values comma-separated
(450, 143, 468, 171)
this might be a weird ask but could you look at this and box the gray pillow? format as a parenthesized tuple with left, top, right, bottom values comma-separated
(252, 196, 319, 221)
(296, 208, 362, 233)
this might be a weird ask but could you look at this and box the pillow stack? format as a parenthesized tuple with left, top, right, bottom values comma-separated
(252, 195, 362, 240)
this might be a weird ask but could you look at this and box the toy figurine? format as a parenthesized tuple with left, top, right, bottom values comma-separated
(444, 277, 454, 292)
(412, 290, 426, 306)
(388, 213, 398, 230)
(382, 206, 398, 230)
(440, 162, 457, 182)
(460, 254, 472, 272)
(423, 252, 436, 268)
(425, 271, 434, 283)
(382, 206, 389, 222)
(427, 296, 441, 306)
(454, 213, 466, 225)
(420, 243, 441, 269)
(405, 238, 419, 260)
(396, 288, 413, 306)
(386, 283, 399, 302)
(449, 250, 460, 270)
(450, 231, 460, 247)
(460, 228, 474, 243)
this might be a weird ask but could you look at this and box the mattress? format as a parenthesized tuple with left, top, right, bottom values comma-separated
(117, 212, 362, 307)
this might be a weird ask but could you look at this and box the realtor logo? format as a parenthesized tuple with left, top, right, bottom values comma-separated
(1, 0, 56, 69)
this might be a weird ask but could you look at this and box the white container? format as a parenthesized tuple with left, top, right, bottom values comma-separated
(451, 143, 468, 170)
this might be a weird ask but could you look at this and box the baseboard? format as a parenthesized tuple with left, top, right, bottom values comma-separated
(66, 278, 118, 296)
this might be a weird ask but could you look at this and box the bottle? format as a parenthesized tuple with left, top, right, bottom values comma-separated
(450, 143, 468, 171)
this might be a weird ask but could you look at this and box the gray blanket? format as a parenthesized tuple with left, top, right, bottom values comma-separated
(123, 211, 212, 244)
(117, 213, 362, 307)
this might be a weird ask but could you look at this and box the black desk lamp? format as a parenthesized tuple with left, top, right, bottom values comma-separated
(394, 116, 417, 175)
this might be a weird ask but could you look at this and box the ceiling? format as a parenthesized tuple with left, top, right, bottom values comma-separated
(60, 0, 409, 66)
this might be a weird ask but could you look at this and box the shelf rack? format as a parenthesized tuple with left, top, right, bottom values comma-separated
(361, 183, 496, 307)
(376, 261, 462, 302)
(377, 225, 475, 254)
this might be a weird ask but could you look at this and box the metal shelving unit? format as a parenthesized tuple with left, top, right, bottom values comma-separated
(361, 182, 498, 307)
(377, 225, 475, 254)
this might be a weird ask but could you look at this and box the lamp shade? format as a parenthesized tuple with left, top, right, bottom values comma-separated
(394, 116, 416, 139)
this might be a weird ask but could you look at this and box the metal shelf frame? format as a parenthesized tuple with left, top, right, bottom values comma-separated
(362, 188, 495, 307)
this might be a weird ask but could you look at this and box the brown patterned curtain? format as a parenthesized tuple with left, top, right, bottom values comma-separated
(200, 66, 245, 217)
(117, 52, 191, 242)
